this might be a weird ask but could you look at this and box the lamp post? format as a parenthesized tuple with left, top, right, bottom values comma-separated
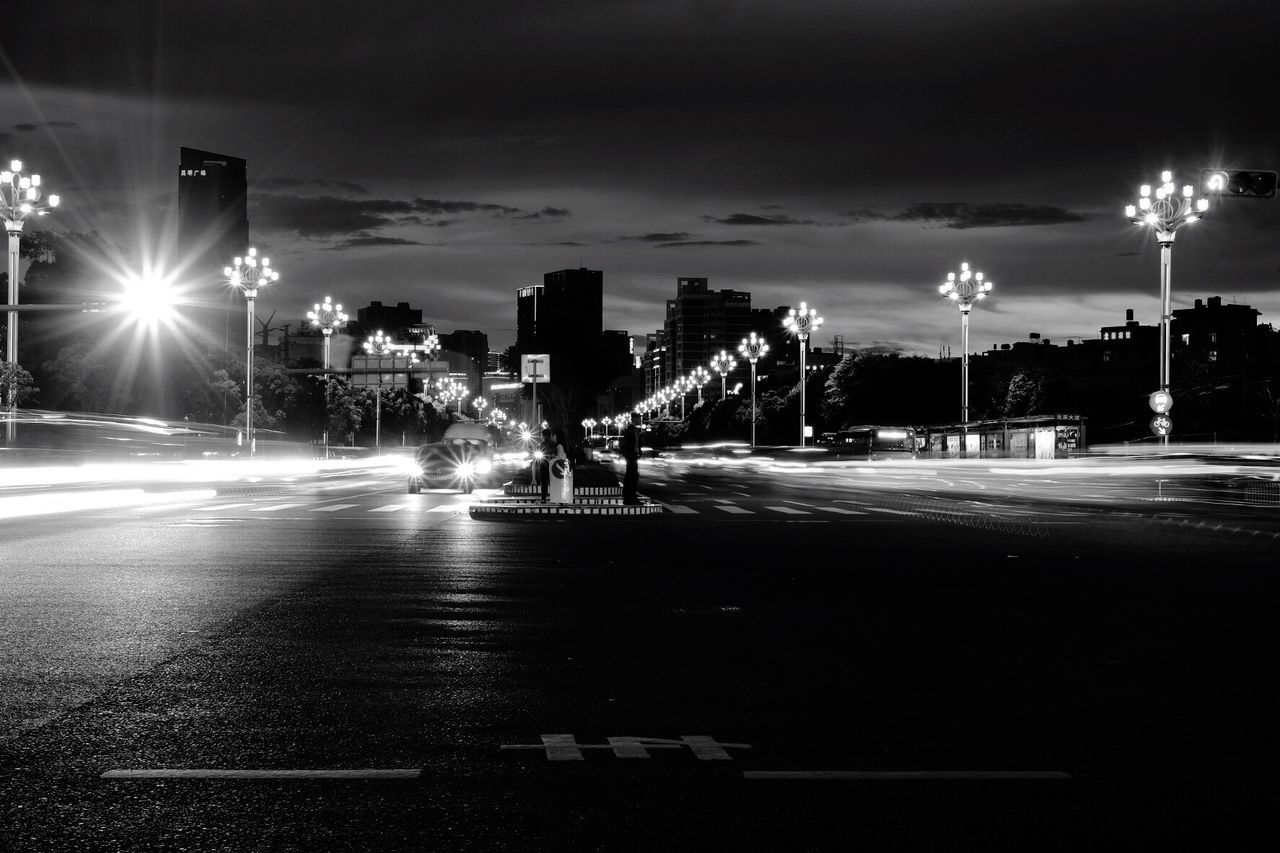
(1125, 170, 1210, 443)
(364, 330, 394, 453)
(783, 301, 824, 446)
(2, 159, 60, 444)
(474, 396, 488, 421)
(307, 296, 347, 458)
(710, 350, 737, 400)
(739, 332, 770, 448)
(225, 248, 279, 458)
(689, 366, 710, 406)
(938, 263, 993, 435)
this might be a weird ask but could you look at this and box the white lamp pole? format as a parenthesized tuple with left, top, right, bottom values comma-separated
(783, 301, 823, 446)
(225, 248, 279, 458)
(1125, 170, 1210, 441)
(364, 330, 394, 454)
(307, 296, 347, 459)
(938, 262, 993, 429)
(2, 160, 60, 444)
(710, 350, 737, 401)
(739, 332, 770, 448)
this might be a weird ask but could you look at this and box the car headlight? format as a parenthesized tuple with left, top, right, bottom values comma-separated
(457, 461, 475, 478)
(475, 459, 493, 474)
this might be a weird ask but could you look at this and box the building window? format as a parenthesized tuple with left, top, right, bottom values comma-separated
(1209, 332, 1217, 344)
(1103, 351, 1111, 363)
(1181, 333, 1190, 345)
(1209, 350, 1218, 363)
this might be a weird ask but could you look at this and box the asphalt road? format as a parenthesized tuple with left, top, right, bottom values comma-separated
(1, 458, 1277, 851)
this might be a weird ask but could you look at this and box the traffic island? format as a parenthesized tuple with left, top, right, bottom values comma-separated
(470, 461, 662, 518)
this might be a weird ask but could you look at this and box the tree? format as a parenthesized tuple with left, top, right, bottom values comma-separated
(0, 362, 39, 408)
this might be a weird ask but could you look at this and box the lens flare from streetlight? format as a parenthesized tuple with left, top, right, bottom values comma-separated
(119, 273, 180, 328)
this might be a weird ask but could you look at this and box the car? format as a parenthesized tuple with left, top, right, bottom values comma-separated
(407, 422, 527, 494)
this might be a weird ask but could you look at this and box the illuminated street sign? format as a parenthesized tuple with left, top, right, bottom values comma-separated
(1149, 414, 1173, 437)
(1148, 389, 1173, 414)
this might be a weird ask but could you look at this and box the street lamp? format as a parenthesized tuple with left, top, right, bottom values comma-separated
(783, 301, 824, 446)
(937, 262, 993, 431)
(601, 415, 613, 436)
(307, 296, 348, 459)
(364, 330, 394, 453)
(2, 159, 60, 444)
(739, 332, 770, 448)
(474, 396, 488, 420)
(225, 248, 280, 458)
(689, 366, 710, 406)
(1125, 170, 1210, 438)
(710, 350, 737, 400)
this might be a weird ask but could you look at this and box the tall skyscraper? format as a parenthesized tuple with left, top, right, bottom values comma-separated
(663, 277, 752, 380)
(177, 147, 248, 355)
(514, 267, 607, 425)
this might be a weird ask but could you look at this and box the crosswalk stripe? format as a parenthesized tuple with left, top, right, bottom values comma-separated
(310, 504, 358, 513)
(664, 504, 699, 514)
(767, 506, 810, 515)
(715, 505, 754, 514)
(817, 506, 867, 515)
(371, 504, 407, 512)
(427, 505, 460, 513)
(251, 503, 306, 512)
(198, 503, 252, 511)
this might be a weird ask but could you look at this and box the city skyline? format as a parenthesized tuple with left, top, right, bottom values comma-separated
(4, 1, 1280, 357)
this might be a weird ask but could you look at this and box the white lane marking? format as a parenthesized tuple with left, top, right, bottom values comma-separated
(664, 504, 699, 514)
(715, 505, 754, 514)
(428, 505, 462, 513)
(817, 506, 867, 515)
(371, 504, 407, 513)
(198, 503, 253, 511)
(743, 770, 1070, 781)
(251, 503, 307, 512)
(310, 504, 358, 513)
(767, 506, 810, 515)
(835, 499, 871, 506)
(101, 769, 421, 780)
(863, 507, 916, 516)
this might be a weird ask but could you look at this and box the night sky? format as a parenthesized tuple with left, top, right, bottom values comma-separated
(4, 0, 1280, 356)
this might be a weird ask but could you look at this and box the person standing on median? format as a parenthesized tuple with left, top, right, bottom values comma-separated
(621, 412, 641, 505)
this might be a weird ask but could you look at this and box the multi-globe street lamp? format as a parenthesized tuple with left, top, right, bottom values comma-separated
(1125, 170, 1210, 438)
(2, 159, 60, 443)
(307, 296, 348, 459)
(783, 301, 824, 446)
(739, 332, 770, 448)
(938, 262, 993, 430)
(601, 415, 613, 436)
(225, 248, 279, 458)
(689, 366, 710, 406)
(710, 350, 737, 400)
(363, 331, 396, 453)
(474, 396, 487, 420)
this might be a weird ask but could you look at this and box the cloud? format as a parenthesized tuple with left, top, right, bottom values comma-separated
(411, 198, 523, 216)
(251, 194, 416, 237)
(520, 206, 572, 219)
(886, 202, 1092, 229)
(253, 193, 566, 237)
(702, 213, 815, 226)
(257, 177, 368, 194)
(327, 234, 424, 250)
(13, 121, 79, 132)
(656, 239, 760, 248)
(620, 232, 694, 243)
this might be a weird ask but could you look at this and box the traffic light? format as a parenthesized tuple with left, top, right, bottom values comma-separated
(1201, 168, 1278, 199)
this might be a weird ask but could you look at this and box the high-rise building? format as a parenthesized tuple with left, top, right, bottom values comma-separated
(662, 277, 752, 380)
(177, 147, 248, 355)
(514, 268, 608, 426)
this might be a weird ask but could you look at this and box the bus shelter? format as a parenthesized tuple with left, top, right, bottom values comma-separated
(919, 414, 1086, 460)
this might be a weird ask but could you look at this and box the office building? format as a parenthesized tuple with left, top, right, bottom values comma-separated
(177, 147, 249, 354)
